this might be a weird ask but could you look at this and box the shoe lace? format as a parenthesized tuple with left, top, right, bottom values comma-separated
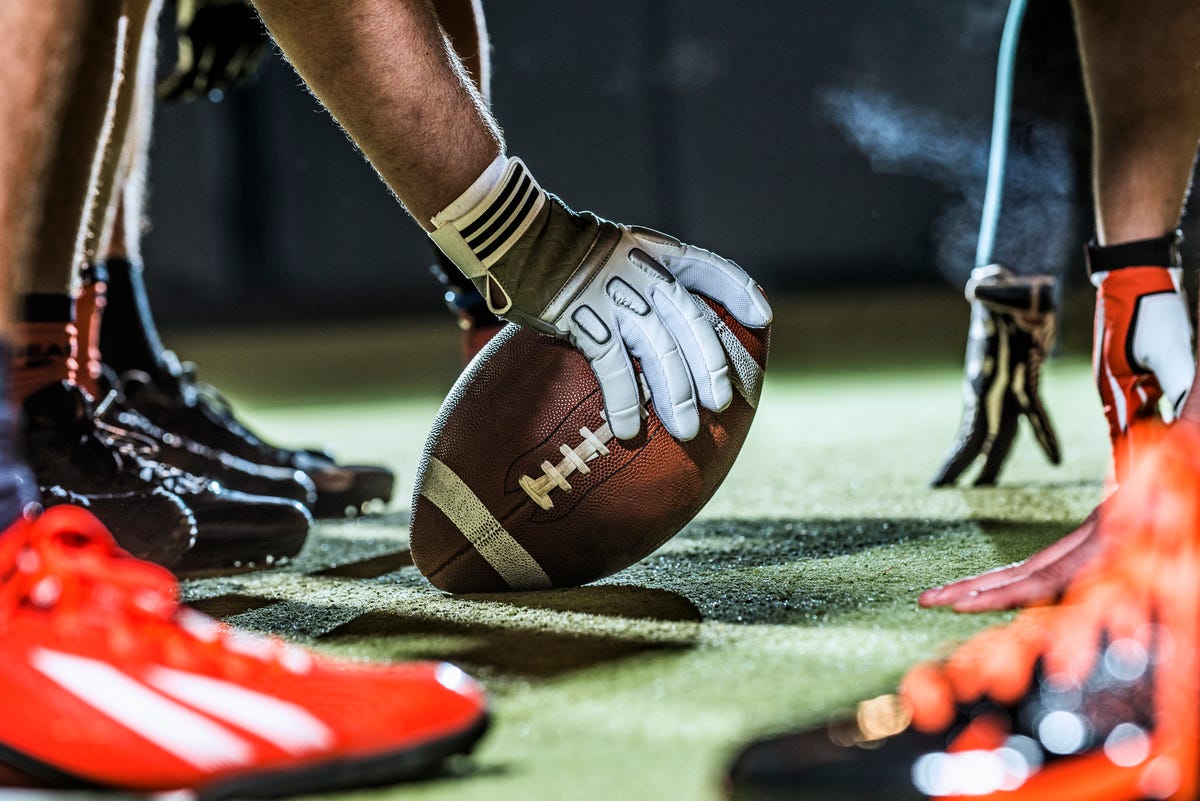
(158, 351, 282, 459)
(0, 508, 313, 677)
(53, 389, 135, 485)
(94, 390, 165, 456)
(167, 352, 247, 432)
(92, 391, 211, 495)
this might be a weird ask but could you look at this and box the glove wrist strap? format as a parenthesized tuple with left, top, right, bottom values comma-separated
(429, 155, 548, 297)
(1085, 230, 1183, 283)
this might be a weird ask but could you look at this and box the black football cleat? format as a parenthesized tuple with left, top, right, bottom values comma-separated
(96, 258, 391, 516)
(22, 381, 310, 575)
(92, 382, 318, 509)
(122, 455, 312, 577)
(40, 484, 198, 569)
(120, 359, 395, 518)
(727, 638, 1168, 801)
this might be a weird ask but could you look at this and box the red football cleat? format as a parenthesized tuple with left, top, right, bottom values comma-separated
(0, 506, 489, 797)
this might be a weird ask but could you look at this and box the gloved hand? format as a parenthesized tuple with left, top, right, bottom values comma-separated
(931, 264, 1059, 487)
(1092, 257, 1195, 482)
(158, 0, 270, 103)
(430, 156, 773, 441)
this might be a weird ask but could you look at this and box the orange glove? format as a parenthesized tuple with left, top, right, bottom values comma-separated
(1090, 233, 1194, 482)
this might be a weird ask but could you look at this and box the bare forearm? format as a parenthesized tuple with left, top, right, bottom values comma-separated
(0, 0, 101, 316)
(250, 0, 502, 228)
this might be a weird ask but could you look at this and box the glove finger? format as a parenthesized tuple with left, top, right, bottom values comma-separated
(158, 31, 199, 102)
(629, 228, 772, 328)
(157, 69, 201, 103)
(216, 44, 254, 92)
(974, 395, 1019, 486)
(1095, 296, 1133, 444)
(930, 401, 988, 487)
(1021, 398, 1061, 464)
(931, 304, 1000, 487)
(617, 313, 700, 441)
(650, 283, 733, 413)
(582, 338, 642, 441)
(1007, 335, 1060, 464)
(1131, 291, 1196, 416)
(232, 43, 269, 87)
(193, 46, 221, 96)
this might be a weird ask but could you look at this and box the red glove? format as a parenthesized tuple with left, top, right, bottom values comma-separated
(1090, 234, 1194, 482)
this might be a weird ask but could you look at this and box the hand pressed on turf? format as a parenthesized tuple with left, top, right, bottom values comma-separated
(923, 420, 1173, 613)
(919, 505, 1104, 612)
(905, 427, 1200, 799)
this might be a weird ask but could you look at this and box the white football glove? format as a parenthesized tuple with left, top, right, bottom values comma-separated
(430, 155, 773, 441)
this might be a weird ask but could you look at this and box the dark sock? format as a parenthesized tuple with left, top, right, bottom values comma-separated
(13, 294, 78, 403)
(0, 349, 41, 530)
(97, 258, 170, 383)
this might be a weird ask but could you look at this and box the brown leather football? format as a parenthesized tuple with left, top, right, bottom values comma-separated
(409, 299, 769, 593)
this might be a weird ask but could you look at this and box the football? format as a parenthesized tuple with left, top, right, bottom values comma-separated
(409, 298, 770, 593)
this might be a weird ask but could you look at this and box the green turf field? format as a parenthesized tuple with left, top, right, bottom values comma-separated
(173, 292, 1111, 801)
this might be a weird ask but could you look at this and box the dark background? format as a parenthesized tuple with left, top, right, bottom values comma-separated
(146, 0, 1103, 329)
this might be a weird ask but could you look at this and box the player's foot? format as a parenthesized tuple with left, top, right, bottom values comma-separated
(119, 361, 394, 518)
(0, 505, 489, 797)
(430, 255, 505, 364)
(94, 383, 319, 509)
(22, 381, 311, 573)
(140, 461, 311, 577)
(96, 258, 394, 517)
(729, 420, 1200, 801)
(40, 484, 199, 569)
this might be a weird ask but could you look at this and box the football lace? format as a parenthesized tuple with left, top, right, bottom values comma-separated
(518, 419, 615, 511)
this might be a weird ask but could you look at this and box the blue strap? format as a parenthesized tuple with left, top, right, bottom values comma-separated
(976, 0, 1029, 268)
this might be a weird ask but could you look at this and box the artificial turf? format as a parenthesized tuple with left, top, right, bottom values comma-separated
(174, 293, 1111, 801)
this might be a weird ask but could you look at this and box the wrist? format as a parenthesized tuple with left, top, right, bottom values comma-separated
(429, 155, 547, 282)
(1086, 230, 1182, 288)
(430, 156, 603, 321)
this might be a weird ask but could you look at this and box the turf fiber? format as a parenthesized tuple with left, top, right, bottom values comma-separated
(174, 293, 1111, 801)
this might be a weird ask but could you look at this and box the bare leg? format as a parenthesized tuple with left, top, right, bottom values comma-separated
(96, 0, 491, 375)
(1076, 0, 1200, 244)
(24, 0, 128, 296)
(89, 0, 161, 264)
(0, 1, 94, 330)
(249, 0, 501, 228)
(0, 1, 100, 517)
(106, 0, 486, 259)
